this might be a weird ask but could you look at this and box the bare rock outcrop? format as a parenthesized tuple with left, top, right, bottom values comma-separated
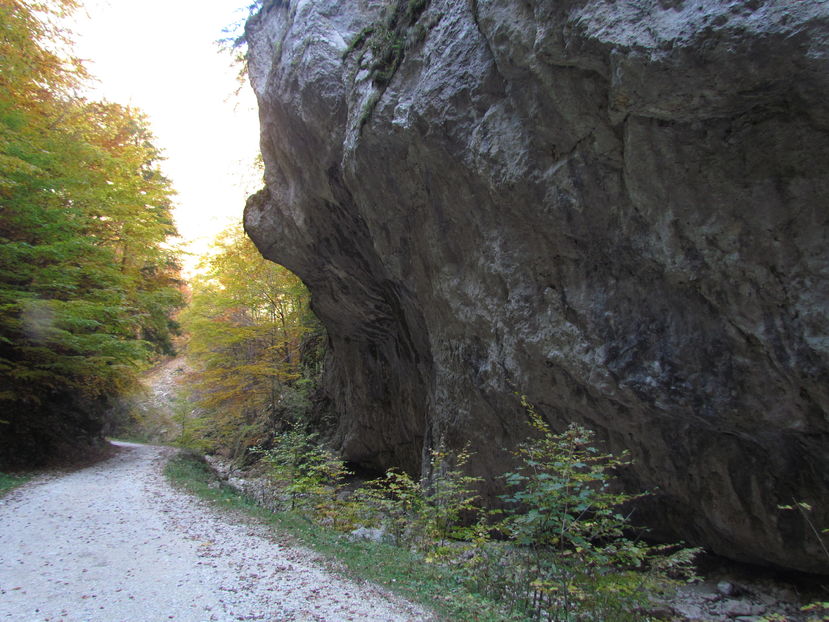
(243, 0, 829, 573)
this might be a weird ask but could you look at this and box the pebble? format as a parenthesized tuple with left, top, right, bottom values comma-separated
(722, 599, 766, 618)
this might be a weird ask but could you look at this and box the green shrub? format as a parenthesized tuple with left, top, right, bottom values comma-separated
(773, 503, 829, 622)
(472, 397, 699, 621)
(801, 601, 829, 622)
(355, 467, 425, 545)
(419, 444, 483, 554)
(355, 444, 482, 557)
(253, 423, 350, 512)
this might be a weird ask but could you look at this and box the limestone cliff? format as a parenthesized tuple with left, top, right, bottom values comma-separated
(243, 0, 829, 573)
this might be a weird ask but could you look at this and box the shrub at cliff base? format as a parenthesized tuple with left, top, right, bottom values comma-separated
(255, 405, 699, 622)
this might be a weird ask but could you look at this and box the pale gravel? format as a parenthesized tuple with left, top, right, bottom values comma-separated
(0, 442, 433, 622)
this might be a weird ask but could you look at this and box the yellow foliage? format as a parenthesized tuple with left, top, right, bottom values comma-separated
(179, 224, 318, 454)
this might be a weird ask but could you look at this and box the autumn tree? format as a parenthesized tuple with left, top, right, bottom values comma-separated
(0, 0, 183, 466)
(180, 224, 318, 455)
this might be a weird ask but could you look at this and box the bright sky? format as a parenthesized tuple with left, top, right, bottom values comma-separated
(70, 0, 261, 276)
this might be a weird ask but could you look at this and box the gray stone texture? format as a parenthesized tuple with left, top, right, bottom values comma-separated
(243, 0, 829, 573)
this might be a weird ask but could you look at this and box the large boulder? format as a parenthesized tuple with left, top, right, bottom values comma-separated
(243, 0, 829, 573)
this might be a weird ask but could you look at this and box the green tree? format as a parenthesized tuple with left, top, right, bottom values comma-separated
(0, 0, 183, 466)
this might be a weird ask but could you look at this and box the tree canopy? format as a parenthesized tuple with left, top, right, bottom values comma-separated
(0, 0, 183, 465)
(179, 223, 319, 456)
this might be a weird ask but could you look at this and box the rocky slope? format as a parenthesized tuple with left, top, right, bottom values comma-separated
(243, 0, 829, 573)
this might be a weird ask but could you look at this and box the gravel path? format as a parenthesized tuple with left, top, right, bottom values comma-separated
(0, 442, 431, 622)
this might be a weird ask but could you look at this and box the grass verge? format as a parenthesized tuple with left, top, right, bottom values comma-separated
(0, 472, 33, 497)
(163, 452, 518, 622)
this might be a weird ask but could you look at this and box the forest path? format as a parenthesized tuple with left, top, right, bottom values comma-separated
(0, 442, 429, 622)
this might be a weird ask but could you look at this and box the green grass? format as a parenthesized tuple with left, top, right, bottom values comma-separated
(164, 452, 518, 622)
(0, 472, 33, 497)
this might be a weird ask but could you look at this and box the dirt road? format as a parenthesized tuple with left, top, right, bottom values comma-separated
(0, 442, 429, 622)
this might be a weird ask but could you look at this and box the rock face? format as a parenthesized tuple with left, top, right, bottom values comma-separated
(243, 0, 829, 573)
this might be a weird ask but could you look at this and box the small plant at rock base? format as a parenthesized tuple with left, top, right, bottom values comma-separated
(763, 602, 829, 622)
(775, 502, 829, 622)
(487, 397, 698, 621)
(777, 499, 829, 563)
(420, 444, 483, 551)
(355, 468, 425, 546)
(355, 444, 482, 556)
(252, 422, 350, 512)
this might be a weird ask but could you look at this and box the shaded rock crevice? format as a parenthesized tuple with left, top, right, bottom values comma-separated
(244, 0, 829, 574)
